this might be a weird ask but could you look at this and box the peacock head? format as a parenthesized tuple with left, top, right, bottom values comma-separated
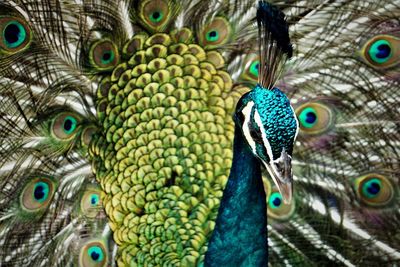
(235, 84, 299, 204)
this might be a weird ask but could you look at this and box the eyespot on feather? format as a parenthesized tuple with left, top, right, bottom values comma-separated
(354, 173, 394, 207)
(20, 177, 55, 212)
(139, 0, 173, 32)
(51, 113, 81, 140)
(242, 56, 260, 81)
(80, 189, 102, 218)
(360, 34, 400, 69)
(79, 240, 108, 267)
(199, 17, 232, 48)
(295, 102, 334, 135)
(0, 16, 31, 54)
(89, 39, 119, 71)
(267, 189, 295, 220)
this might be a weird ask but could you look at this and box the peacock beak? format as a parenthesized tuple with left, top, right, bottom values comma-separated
(261, 149, 293, 204)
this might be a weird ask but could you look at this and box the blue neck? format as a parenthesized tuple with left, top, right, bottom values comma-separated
(204, 124, 268, 266)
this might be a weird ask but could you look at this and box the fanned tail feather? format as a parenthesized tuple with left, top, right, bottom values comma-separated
(0, 0, 399, 266)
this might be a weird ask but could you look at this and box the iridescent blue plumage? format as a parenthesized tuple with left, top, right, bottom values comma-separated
(247, 85, 297, 159)
(238, 84, 298, 203)
(204, 121, 267, 266)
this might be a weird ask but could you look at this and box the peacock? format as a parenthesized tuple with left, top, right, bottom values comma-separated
(0, 0, 399, 266)
(205, 3, 298, 265)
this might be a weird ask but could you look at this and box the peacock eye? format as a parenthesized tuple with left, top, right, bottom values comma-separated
(0, 17, 31, 53)
(90, 40, 119, 71)
(90, 194, 99, 205)
(295, 102, 333, 135)
(4, 21, 26, 48)
(368, 39, 392, 64)
(150, 10, 163, 23)
(52, 113, 80, 140)
(80, 241, 107, 267)
(267, 190, 295, 220)
(269, 192, 283, 209)
(360, 34, 399, 69)
(200, 17, 231, 47)
(206, 30, 219, 42)
(362, 178, 382, 198)
(298, 107, 317, 128)
(140, 0, 170, 30)
(355, 174, 394, 207)
(33, 182, 49, 203)
(242, 56, 260, 82)
(88, 246, 104, 262)
(81, 189, 102, 218)
(249, 60, 260, 77)
(63, 116, 77, 134)
(21, 178, 55, 212)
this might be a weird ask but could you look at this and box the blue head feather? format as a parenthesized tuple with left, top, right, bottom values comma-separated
(235, 84, 298, 203)
(250, 85, 298, 159)
(236, 84, 298, 161)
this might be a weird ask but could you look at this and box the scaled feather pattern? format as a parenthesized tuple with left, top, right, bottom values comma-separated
(0, 0, 399, 266)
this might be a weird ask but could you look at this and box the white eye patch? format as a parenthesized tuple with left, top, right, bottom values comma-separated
(241, 101, 274, 164)
(241, 101, 257, 155)
(253, 107, 274, 164)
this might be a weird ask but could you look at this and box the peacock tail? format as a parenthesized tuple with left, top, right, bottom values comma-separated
(0, 0, 399, 266)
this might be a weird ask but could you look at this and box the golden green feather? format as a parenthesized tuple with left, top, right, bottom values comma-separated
(89, 30, 249, 266)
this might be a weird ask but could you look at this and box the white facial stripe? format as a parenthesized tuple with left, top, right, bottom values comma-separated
(262, 160, 281, 189)
(253, 109, 274, 163)
(241, 101, 257, 154)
